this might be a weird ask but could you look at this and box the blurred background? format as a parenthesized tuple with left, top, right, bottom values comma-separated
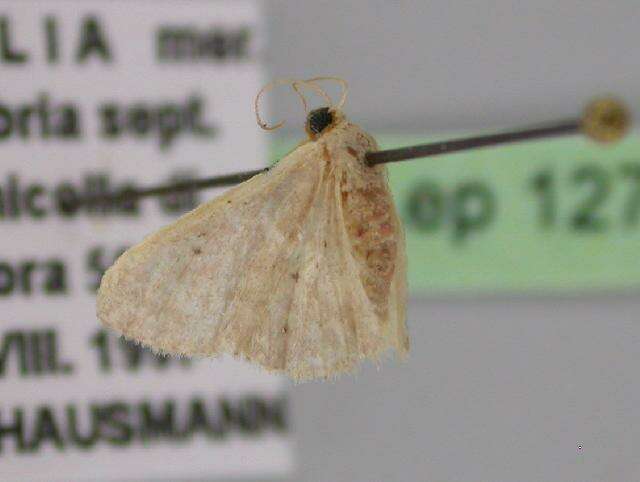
(2, 1, 639, 481)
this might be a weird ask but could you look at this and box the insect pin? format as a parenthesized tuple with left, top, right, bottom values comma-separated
(97, 77, 409, 381)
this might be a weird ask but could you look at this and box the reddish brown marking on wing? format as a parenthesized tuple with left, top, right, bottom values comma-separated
(322, 145, 331, 162)
(346, 146, 358, 158)
(340, 169, 398, 319)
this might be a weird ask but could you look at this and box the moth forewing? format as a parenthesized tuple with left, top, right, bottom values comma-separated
(328, 123, 409, 359)
(97, 115, 408, 381)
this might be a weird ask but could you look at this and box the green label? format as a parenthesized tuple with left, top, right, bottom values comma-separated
(274, 133, 640, 295)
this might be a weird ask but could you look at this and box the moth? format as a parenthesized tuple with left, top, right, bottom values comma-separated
(97, 78, 409, 381)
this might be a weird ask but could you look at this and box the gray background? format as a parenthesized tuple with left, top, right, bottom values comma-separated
(264, 1, 640, 482)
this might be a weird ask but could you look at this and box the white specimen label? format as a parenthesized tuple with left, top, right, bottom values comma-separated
(0, 1, 292, 481)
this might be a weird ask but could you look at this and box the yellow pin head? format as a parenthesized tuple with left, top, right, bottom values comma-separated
(581, 97, 631, 143)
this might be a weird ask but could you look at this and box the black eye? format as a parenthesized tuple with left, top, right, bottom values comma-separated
(307, 107, 333, 135)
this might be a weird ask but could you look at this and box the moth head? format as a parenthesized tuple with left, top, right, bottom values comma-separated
(255, 78, 349, 139)
(305, 107, 344, 140)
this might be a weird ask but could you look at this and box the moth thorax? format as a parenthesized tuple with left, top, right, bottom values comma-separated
(306, 107, 334, 138)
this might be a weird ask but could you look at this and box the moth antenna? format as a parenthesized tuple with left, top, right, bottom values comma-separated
(304, 76, 349, 110)
(254, 79, 287, 131)
(292, 80, 333, 110)
(291, 82, 309, 114)
(254, 78, 334, 131)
